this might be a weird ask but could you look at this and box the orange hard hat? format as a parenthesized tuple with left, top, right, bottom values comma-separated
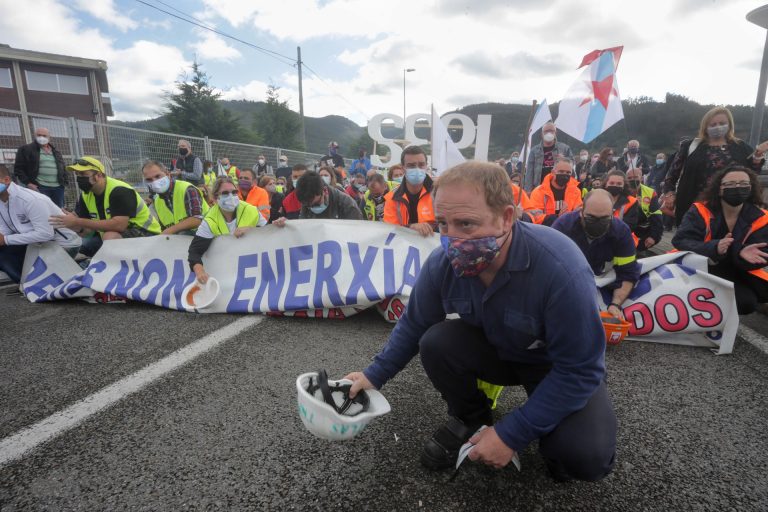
(600, 311, 632, 346)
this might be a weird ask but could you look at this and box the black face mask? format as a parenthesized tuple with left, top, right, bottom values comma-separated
(606, 185, 623, 197)
(721, 187, 751, 207)
(628, 148, 639, 155)
(76, 175, 94, 192)
(628, 180, 641, 189)
(554, 174, 570, 187)
(583, 216, 612, 239)
(179, 148, 189, 156)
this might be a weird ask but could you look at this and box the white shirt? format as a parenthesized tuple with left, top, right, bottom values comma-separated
(0, 182, 81, 249)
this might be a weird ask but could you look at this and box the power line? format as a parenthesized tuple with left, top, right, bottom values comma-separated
(134, 0, 296, 67)
(301, 62, 370, 120)
(134, 0, 370, 121)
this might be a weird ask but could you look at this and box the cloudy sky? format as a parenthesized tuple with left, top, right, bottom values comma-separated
(0, 0, 764, 125)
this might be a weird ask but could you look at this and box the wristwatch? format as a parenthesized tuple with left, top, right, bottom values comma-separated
(608, 302, 622, 310)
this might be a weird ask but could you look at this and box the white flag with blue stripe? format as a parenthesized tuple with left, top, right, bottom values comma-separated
(555, 47, 624, 143)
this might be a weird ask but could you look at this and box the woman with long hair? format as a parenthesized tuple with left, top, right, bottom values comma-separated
(258, 174, 284, 224)
(590, 147, 616, 178)
(672, 166, 768, 314)
(664, 106, 768, 226)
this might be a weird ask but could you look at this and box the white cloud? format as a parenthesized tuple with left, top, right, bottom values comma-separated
(200, 0, 260, 28)
(220, 79, 271, 101)
(0, 0, 189, 121)
(73, 0, 138, 32)
(190, 29, 242, 63)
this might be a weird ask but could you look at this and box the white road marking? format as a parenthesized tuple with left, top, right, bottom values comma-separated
(0, 315, 262, 467)
(738, 324, 768, 356)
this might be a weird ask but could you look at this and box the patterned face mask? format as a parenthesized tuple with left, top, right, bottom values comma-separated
(440, 230, 511, 277)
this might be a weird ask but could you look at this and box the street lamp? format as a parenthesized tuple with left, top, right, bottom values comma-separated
(403, 68, 415, 139)
(747, 4, 768, 147)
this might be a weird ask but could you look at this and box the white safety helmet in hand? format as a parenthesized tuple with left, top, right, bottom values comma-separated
(296, 370, 391, 441)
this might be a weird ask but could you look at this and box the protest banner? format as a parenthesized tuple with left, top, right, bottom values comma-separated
(20, 222, 737, 354)
(20, 220, 440, 319)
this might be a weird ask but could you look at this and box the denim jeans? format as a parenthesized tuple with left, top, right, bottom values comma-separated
(37, 185, 65, 208)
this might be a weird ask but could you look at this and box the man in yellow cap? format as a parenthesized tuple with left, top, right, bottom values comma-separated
(50, 156, 161, 256)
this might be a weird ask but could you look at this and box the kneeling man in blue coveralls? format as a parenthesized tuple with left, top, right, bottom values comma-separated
(346, 161, 616, 481)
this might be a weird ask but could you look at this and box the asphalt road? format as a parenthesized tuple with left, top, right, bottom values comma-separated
(1, 293, 767, 511)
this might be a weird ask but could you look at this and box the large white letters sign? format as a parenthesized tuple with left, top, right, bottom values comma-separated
(368, 113, 491, 168)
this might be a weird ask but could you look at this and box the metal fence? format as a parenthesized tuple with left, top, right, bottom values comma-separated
(0, 107, 348, 209)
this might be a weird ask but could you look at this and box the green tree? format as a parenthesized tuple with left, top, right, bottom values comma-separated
(164, 61, 248, 142)
(254, 84, 304, 150)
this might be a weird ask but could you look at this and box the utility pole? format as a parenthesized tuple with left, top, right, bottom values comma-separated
(297, 46, 306, 151)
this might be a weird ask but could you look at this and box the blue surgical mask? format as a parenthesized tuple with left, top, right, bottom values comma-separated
(149, 176, 170, 194)
(392, 177, 403, 184)
(656, 159, 665, 166)
(310, 199, 328, 214)
(218, 194, 239, 212)
(0, 182, 7, 194)
(354, 183, 367, 192)
(405, 168, 426, 185)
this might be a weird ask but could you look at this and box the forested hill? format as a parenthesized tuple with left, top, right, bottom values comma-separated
(113, 93, 766, 159)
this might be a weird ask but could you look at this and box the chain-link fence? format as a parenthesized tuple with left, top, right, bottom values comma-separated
(0, 107, 352, 209)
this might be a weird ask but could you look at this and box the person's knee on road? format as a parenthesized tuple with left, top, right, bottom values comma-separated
(102, 231, 123, 241)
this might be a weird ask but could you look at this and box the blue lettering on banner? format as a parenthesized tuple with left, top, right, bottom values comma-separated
(103, 259, 143, 297)
(22, 257, 64, 301)
(383, 248, 395, 297)
(129, 258, 168, 303)
(346, 243, 380, 303)
(653, 265, 674, 280)
(313, 241, 343, 308)
(253, 249, 286, 312)
(674, 263, 697, 277)
(160, 260, 194, 310)
(285, 245, 313, 310)
(228, 254, 258, 312)
(80, 261, 107, 289)
(628, 275, 652, 301)
(397, 246, 421, 295)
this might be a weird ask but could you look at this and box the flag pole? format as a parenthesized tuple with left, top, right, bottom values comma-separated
(517, 100, 538, 205)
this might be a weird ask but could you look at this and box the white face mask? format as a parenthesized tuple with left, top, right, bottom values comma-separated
(580, 154, 588, 162)
(218, 194, 239, 212)
(543, 132, 555, 143)
(258, 159, 265, 165)
(321, 176, 331, 185)
(149, 175, 171, 194)
(36, 136, 49, 145)
(280, 160, 287, 166)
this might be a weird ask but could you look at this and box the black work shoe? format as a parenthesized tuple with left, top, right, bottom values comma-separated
(421, 417, 482, 470)
(5, 287, 21, 296)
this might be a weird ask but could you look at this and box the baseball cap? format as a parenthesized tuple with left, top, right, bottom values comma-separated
(66, 156, 105, 174)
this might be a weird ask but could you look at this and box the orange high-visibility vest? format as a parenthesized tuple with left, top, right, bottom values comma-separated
(692, 201, 768, 281)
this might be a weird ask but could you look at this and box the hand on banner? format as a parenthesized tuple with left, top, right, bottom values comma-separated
(467, 427, 516, 469)
(273, 217, 288, 228)
(740, 243, 768, 265)
(49, 211, 80, 230)
(717, 234, 734, 256)
(409, 223, 434, 237)
(194, 266, 209, 284)
(343, 372, 375, 399)
(233, 227, 252, 238)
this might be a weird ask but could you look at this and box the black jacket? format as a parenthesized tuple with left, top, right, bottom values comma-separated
(13, 141, 66, 187)
(617, 152, 650, 174)
(672, 201, 768, 273)
(299, 186, 362, 220)
(664, 138, 761, 226)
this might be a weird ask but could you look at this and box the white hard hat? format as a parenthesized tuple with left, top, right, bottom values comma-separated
(182, 277, 220, 310)
(296, 370, 391, 441)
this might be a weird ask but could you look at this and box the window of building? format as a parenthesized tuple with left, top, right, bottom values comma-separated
(25, 71, 88, 95)
(0, 116, 21, 136)
(0, 68, 12, 89)
(32, 117, 68, 138)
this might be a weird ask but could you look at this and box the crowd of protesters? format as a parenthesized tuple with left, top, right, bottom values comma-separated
(2, 107, 768, 315)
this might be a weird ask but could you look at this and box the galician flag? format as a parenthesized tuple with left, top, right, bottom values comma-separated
(555, 46, 624, 143)
(431, 105, 466, 176)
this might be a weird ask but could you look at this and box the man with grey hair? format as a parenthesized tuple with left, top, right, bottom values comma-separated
(524, 121, 572, 193)
(172, 139, 203, 186)
(13, 127, 67, 207)
(617, 139, 650, 175)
